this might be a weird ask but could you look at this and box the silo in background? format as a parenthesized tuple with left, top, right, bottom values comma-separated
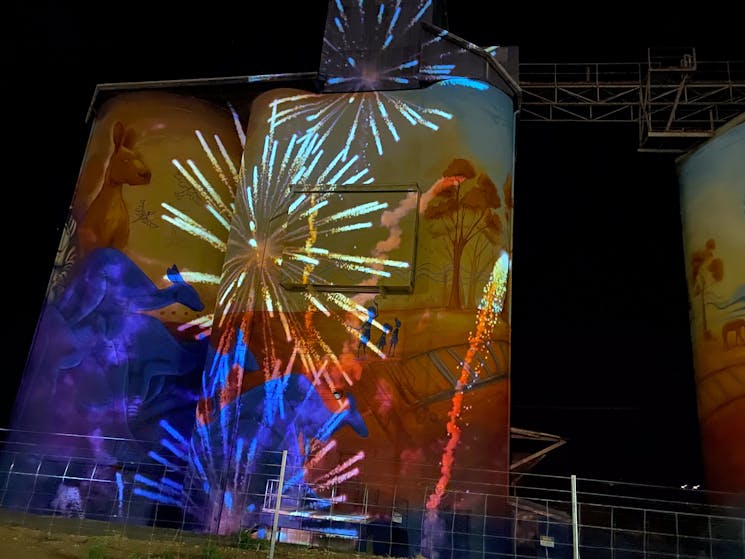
(678, 114, 745, 505)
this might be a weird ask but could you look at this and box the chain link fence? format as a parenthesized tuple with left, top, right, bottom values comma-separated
(0, 428, 742, 558)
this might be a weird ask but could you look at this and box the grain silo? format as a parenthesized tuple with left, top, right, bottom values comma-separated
(677, 113, 745, 506)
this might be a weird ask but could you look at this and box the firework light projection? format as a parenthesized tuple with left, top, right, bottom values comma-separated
(188, 332, 372, 534)
(321, 0, 436, 89)
(153, 92, 419, 530)
(206, 119, 419, 372)
(131, 353, 370, 535)
(421, 250, 511, 557)
(312, 0, 459, 159)
(321, 0, 503, 92)
(161, 96, 418, 348)
(148, 77, 516, 550)
(160, 102, 246, 341)
(266, 88, 453, 160)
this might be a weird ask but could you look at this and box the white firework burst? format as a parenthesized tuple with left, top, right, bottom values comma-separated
(266, 90, 453, 160)
(215, 127, 411, 380)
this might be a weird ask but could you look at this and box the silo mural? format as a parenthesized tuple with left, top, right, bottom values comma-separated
(1, 1, 519, 555)
(678, 114, 745, 505)
(185, 82, 516, 551)
(3, 90, 245, 522)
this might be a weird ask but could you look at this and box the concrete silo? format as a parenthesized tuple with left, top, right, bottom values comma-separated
(678, 113, 745, 506)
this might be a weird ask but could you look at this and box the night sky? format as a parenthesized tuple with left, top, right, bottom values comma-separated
(6, 1, 744, 489)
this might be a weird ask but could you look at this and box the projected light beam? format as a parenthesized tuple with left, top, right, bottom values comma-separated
(267, 92, 452, 159)
(211, 128, 414, 380)
(426, 251, 510, 512)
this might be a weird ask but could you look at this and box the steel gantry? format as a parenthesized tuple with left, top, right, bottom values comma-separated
(518, 48, 745, 152)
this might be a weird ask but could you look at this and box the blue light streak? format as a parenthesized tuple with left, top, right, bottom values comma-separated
(115, 471, 124, 514)
(148, 451, 180, 470)
(439, 77, 490, 91)
(411, 0, 433, 26)
(161, 477, 183, 492)
(159, 419, 189, 447)
(383, 7, 401, 47)
(316, 409, 348, 441)
(161, 438, 188, 461)
(133, 488, 182, 507)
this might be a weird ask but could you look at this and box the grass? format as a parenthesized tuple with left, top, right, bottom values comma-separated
(200, 543, 224, 559)
(0, 510, 400, 559)
(85, 537, 108, 559)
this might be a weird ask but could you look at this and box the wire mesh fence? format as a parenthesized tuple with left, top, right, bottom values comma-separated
(0, 428, 742, 558)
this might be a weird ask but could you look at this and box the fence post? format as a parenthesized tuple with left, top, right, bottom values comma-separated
(268, 450, 288, 559)
(571, 474, 580, 559)
(0, 452, 17, 508)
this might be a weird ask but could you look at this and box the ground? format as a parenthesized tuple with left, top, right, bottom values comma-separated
(0, 511, 406, 559)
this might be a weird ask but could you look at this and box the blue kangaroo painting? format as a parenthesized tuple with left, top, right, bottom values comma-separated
(5, 247, 208, 518)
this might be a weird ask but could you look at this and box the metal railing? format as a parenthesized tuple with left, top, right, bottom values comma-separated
(0, 428, 742, 558)
(519, 55, 745, 152)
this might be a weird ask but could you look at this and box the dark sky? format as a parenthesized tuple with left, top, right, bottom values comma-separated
(6, 1, 744, 488)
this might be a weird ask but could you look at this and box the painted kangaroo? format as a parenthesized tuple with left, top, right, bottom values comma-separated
(722, 319, 745, 350)
(56, 247, 204, 324)
(56, 248, 205, 407)
(10, 248, 207, 519)
(20, 248, 205, 439)
(78, 121, 151, 257)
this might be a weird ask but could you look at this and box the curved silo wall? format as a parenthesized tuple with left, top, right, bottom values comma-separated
(1, 90, 245, 523)
(678, 114, 745, 504)
(194, 79, 517, 552)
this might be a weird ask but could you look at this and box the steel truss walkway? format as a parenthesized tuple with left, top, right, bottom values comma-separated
(518, 48, 745, 152)
(89, 46, 744, 155)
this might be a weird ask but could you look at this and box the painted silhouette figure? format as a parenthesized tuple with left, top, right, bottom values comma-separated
(377, 323, 392, 353)
(78, 121, 151, 257)
(389, 317, 401, 356)
(357, 302, 378, 358)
